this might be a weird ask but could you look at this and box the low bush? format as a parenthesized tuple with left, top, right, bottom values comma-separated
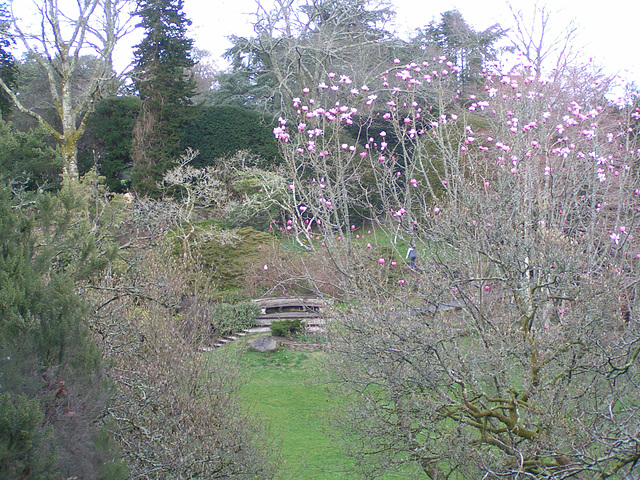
(269, 319, 304, 338)
(211, 301, 261, 337)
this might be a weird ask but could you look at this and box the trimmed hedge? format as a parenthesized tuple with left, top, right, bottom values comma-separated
(182, 105, 280, 168)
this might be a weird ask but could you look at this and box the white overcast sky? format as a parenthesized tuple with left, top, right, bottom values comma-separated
(178, 0, 640, 93)
(12, 0, 640, 93)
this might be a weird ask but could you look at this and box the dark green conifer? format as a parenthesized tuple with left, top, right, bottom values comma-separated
(131, 0, 196, 195)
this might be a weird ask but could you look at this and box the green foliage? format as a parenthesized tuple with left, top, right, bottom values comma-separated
(416, 10, 506, 89)
(0, 183, 124, 477)
(198, 227, 274, 290)
(79, 96, 140, 192)
(269, 319, 304, 338)
(131, 0, 197, 195)
(0, 394, 56, 480)
(0, 119, 62, 190)
(133, 0, 196, 107)
(182, 105, 280, 168)
(211, 301, 260, 337)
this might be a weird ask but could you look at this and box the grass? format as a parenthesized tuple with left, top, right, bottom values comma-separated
(235, 340, 415, 480)
(238, 346, 353, 479)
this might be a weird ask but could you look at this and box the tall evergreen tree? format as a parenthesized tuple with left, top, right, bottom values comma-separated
(131, 0, 196, 195)
(414, 10, 506, 90)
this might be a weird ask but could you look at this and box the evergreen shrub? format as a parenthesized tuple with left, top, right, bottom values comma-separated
(269, 319, 304, 338)
(211, 301, 260, 337)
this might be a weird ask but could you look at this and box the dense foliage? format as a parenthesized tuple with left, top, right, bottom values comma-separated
(183, 105, 280, 168)
(1, 1, 639, 478)
(0, 185, 125, 479)
(78, 96, 140, 192)
(0, 119, 61, 190)
(131, 0, 196, 194)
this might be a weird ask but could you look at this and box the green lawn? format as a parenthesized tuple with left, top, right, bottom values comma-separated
(235, 342, 416, 480)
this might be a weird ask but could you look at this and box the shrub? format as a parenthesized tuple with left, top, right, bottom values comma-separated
(269, 319, 304, 338)
(211, 301, 261, 337)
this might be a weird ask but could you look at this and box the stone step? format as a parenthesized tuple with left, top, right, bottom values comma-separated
(245, 326, 272, 334)
(258, 311, 321, 320)
(256, 318, 325, 326)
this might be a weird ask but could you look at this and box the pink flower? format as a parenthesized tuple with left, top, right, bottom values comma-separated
(366, 243, 372, 249)
(398, 279, 405, 285)
(321, 242, 325, 247)
(263, 265, 269, 271)
(351, 225, 356, 230)
(378, 258, 385, 265)
(391, 262, 396, 266)
(258, 245, 262, 250)
(484, 285, 490, 291)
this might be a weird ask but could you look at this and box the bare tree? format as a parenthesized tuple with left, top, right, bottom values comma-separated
(507, 2, 580, 80)
(87, 244, 278, 479)
(0, 0, 134, 184)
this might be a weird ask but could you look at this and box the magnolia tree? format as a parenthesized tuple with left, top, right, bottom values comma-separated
(272, 58, 640, 478)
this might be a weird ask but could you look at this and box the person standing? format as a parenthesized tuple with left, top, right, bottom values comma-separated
(406, 245, 416, 268)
